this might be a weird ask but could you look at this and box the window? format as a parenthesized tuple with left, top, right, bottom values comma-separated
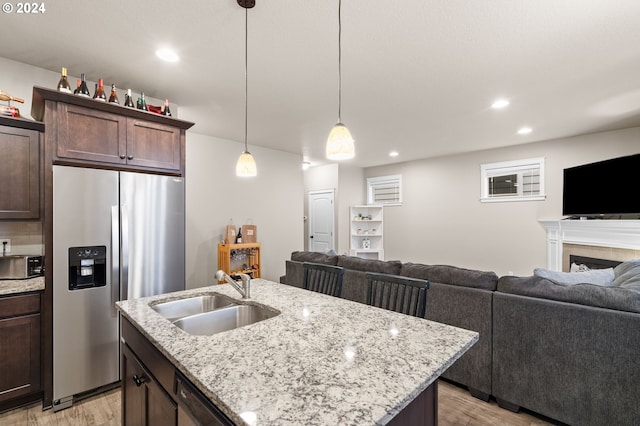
(480, 157, 545, 202)
(367, 175, 402, 205)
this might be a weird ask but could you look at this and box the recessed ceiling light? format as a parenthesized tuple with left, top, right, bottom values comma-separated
(517, 127, 533, 135)
(491, 99, 510, 109)
(302, 161, 311, 170)
(156, 48, 179, 62)
(389, 151, 399, 157)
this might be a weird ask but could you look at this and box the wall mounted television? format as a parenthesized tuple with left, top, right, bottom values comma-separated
(562, 153, 640, 218)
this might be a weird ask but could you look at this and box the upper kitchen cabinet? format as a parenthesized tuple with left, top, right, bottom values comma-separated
(0, 116, 43, 220)
(31, 86, 194, 175)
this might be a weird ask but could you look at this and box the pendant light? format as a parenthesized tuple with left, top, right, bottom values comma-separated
(236, 0, 258, 177)
(326, 0, 355, 161)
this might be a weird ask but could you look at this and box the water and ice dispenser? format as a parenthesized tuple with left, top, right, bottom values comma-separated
(68, 246, 107, 290)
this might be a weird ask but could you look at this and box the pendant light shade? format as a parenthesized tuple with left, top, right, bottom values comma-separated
(236, 0, 257, 177)
(326, 123, 354, 160)
(326, 0, 355, 161)
(236, 150, 257, 176)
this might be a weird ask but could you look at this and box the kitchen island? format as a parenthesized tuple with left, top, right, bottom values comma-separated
(116, 279, 478, 425)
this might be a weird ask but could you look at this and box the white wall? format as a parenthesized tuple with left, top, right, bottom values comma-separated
(183, 132, 304, 288)
(364, 127, 640, 277)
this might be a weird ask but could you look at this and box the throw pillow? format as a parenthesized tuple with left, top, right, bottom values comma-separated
(533, 267, 614, 286)
(612, 259, 640, 292)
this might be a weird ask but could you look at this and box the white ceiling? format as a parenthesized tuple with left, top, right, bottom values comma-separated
(2, 0, 640, 168)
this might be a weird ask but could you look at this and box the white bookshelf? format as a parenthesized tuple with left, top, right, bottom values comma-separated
(350, 205, 384, 260)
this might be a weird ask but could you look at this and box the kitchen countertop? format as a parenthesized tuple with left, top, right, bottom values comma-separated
(116, 279, 478, 426)
(0, 276, 45, 296)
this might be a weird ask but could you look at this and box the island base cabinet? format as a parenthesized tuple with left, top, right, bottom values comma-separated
(121, 343, 177, 426)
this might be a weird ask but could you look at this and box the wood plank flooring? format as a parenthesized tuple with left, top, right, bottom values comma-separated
(0, 380, 555, 425)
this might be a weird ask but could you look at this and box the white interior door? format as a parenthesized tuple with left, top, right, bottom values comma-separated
(308, 190, 335, 252)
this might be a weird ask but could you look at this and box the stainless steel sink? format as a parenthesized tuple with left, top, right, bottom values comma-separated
(173, 304, 280, 336)
(151, 294, 237, 322)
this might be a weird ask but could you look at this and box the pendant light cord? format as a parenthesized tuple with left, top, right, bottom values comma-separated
(244, 6, 249, 151)
(337, 0, 342, 123)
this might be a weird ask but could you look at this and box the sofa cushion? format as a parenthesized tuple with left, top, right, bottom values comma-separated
(497, 275, 640, 314)
(337, 255, 402, 275)
(400, 263, 498, 291)
(533, 267, 615, 286)
(290, 251, 338, 265)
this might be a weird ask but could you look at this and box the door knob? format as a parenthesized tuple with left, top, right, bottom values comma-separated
(119, 154, 126, 159)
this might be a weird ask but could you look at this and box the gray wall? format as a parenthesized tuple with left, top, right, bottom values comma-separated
(182, 132, 304, 288)
(364, 127, 640, 276)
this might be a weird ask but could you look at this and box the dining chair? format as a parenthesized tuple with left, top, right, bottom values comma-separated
(302, 262, 345, 297)
(365, 272, 429, 318)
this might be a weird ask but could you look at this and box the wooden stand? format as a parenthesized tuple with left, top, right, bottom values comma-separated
(217, 243, 261, 283)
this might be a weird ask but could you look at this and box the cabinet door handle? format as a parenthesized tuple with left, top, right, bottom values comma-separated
(119, 154, 126, 159)
(133, 374, 145, 387)
(127, 155, 134, 160)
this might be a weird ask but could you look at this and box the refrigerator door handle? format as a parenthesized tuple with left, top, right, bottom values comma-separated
(121, 204, 129, 301)
(111, 206, 120, 318)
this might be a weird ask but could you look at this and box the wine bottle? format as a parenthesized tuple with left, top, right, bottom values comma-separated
(56, 67, 72, 93)
(108, 84, 119, 104)
(161, 99, 172, 117)
(77, 73, 91, 97)
(73, 79, 81, 94)
(136, 92, 147, 111)
(236, 227, 243, 244)
(124, 89, 135, 107)
(94, 79, 107, 102)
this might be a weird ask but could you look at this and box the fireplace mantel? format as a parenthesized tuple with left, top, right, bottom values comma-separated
(539, 219, 640, 271)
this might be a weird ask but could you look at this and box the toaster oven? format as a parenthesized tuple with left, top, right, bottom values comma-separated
(0, 255, 44, 279)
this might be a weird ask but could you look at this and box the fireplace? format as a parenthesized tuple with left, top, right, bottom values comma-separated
(569, 255, 621, 271)
(539, 219, 640, 271)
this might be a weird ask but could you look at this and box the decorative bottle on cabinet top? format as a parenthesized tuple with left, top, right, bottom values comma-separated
(76, 73, 91, 97)
(94, 78, 107, 102)
(162, 99, 172, 116)
(56, 67, 72, 93)
(108, 84, 119, 104)
(124, 89, 135, 107)
(136, 92, 147, 110)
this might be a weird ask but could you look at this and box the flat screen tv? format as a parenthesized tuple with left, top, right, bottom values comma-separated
(562, 153, 640, 218)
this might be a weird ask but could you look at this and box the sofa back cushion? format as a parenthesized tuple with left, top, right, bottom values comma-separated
(337, 255, 402, 275)
(290, 251, 338, 265)
(400, 263, 498, 291)
(497, 275, 640, 314)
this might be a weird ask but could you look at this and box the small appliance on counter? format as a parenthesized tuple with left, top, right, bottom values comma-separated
(0, 255, 44, 280)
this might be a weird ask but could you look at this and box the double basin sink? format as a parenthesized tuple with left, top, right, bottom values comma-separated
(151, 294, 279, 336)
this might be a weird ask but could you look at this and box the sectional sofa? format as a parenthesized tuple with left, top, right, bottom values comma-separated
(280, 251, 640, 426)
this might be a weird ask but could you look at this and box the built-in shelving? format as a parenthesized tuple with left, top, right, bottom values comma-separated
(350, 205, 384, 260)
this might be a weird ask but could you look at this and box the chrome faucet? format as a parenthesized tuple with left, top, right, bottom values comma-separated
(215, 270, 251, 299)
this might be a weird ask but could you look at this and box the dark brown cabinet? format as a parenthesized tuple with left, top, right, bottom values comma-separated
(121, 318, 177, 426)
(56, 103, 182, 172)
(120, 318, 233, 426)
(0, 117, 43, 220)
(32, 86, 194, 176)
(0, 292, 42, 407)
(122, 344, 177, 426)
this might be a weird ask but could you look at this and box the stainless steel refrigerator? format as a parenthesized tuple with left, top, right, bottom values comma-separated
(52, 165, 185, 411)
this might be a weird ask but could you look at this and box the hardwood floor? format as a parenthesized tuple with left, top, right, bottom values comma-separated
(0, 380, 554, 425)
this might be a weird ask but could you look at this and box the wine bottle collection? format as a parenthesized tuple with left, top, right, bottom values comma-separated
(56, 67, 173, 116)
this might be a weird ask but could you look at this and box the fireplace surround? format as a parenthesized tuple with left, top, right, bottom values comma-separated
(539, 219, 640, 271)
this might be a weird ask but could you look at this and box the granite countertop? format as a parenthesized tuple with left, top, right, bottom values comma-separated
(0, 276, 45, 296)
(116, 279, 478, 426)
